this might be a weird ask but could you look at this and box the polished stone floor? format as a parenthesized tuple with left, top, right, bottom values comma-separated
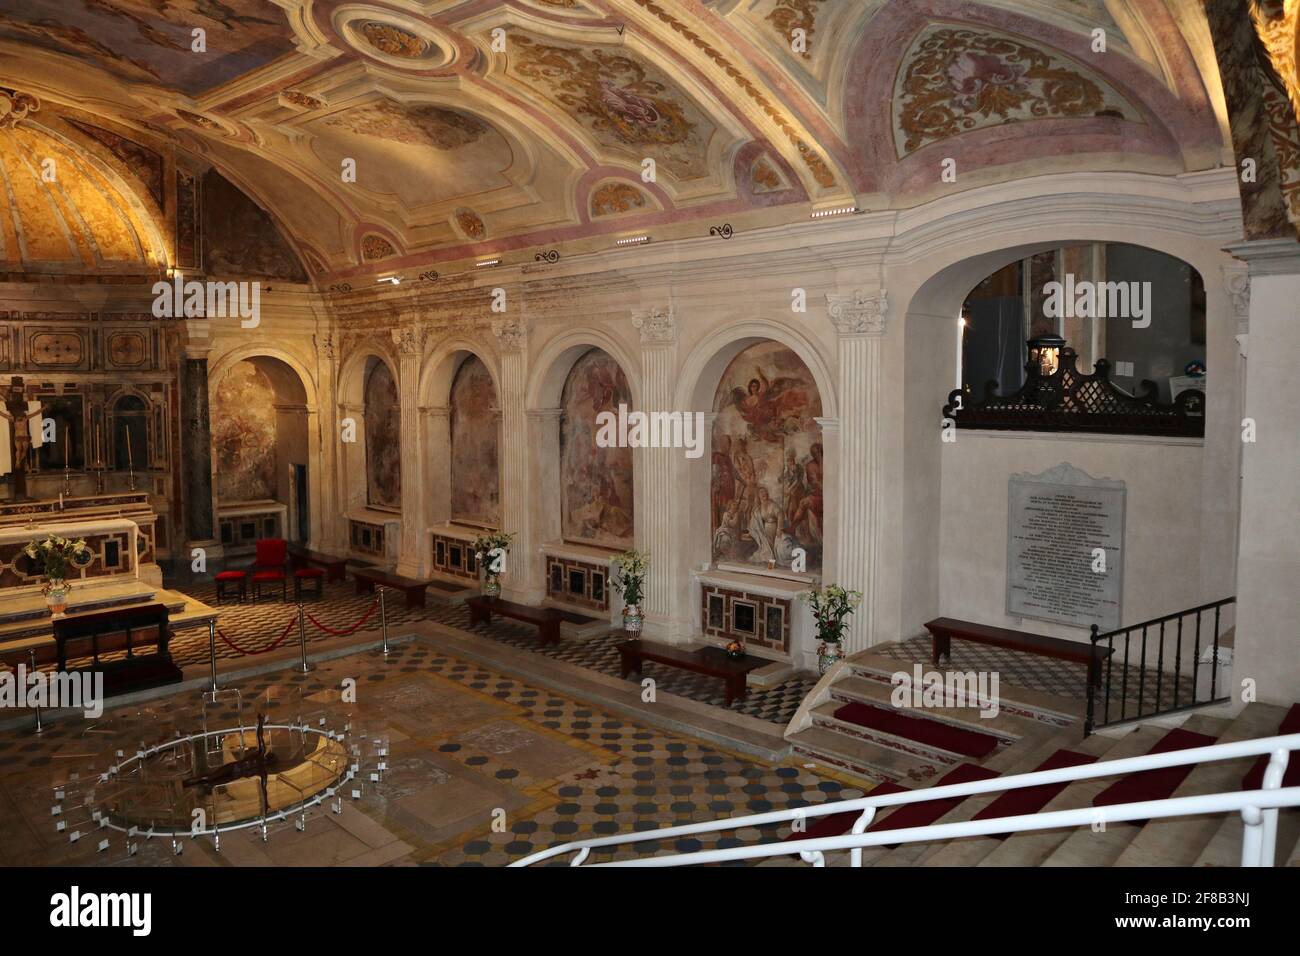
(0, 640, 864, 867)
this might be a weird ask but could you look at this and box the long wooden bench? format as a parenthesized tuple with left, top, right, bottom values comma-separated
(287, 543, 349, 582)
(617, 638, 766, 707)
(465, 596, 561, 645)
(351, 567, 429, 609)
(924, 617, 1114, 688)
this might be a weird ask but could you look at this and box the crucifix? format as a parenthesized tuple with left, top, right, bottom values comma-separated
(1, 377, 43, 502)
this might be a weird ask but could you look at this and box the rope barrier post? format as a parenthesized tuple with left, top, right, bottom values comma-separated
(378, 586, 390, 657)
(28, 649, 42, 735)
(296, 603, 315, 674)
(207, 619, 219, 693)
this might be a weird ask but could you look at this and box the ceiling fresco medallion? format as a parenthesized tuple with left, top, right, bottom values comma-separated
(894, 25, 1140, 156)
(590, 181, 651, 217)
(0, 89, 39, 130)
(508, 33, 713, 181)
(361, 234, 397, 261)
(334, 7, 455, 69)
(323, 100, 490, 150)
(453, 208, 487, 240)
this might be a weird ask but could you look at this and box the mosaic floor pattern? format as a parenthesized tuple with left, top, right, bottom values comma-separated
(171, 580, 818, 726)
(0, 642, 864, 868)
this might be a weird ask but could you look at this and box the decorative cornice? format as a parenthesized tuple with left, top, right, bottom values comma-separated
(631, 306, 677, 345)
(492, 318, 530, 352)
(826, 289, 888, 336)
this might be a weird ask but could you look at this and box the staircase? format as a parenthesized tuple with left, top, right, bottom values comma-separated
(759, 700, 1300, 867)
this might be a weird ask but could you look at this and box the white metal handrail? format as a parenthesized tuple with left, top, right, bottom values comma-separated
(510, 732, 1299, 867)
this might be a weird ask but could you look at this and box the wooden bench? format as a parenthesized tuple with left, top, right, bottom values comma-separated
(465, 596, 562, 646)
(351, 567, 429, 609)
(924, 617, 1114, 688)
(617, 639, 766, 707)
(287, 543, 349, 582)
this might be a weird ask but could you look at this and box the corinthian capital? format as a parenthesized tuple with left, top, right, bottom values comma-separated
(492, 318, 530, 352)
(826, 289, 888, 336)
(631, 306, 677, 345)
(391, 325, 425, 356)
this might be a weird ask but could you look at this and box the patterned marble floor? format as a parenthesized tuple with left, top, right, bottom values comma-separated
(170, 580, 818, 725)
(874, 634, 1199, 709)
(0, 642, 864, 868)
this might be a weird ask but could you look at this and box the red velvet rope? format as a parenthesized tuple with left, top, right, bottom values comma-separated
(307, 598, 379, 637)
(216, 616, 297, 656)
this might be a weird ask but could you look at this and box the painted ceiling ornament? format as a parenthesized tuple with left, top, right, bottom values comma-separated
(492, 318, 530, 352)
(826, 289, 888, 336)
(324, 101, 489, 150)
(627, 0, 836, 188)
(766, 0, 824, 59)
(894, 26, 1138, 156)
(750, 155, 787, 193)
(1249, 0, 1299, 124)
(509, 34, 706, 178)
(359, 20, 429, 59)
(455, 208, 487, 240)
(361, 234, 397, 261)
(280, 90, 325, 112)
(591, 181, 649, 216)
(0, 89, 38, 130)
(632, 307, 677, 345)
(176, 109, 223, 132)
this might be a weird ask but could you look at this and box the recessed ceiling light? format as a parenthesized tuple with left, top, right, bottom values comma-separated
(616, 235, 650, 246)
(377, 275, 401, 285)
(475, 258, 501, 268)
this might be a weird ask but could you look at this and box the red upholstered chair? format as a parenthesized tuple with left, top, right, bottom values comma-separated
(214, 569, 248, 604)
(294, 566, 325, 602)
(251, 538, 288, 602)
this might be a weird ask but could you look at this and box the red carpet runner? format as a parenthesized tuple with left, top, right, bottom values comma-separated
(832, 701, 1002, 758)
(972, 748, 1097, 835)
(1093, 727, 1217, 808)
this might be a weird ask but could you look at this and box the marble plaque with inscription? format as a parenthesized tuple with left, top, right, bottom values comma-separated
(1006, 463, 1125, 631)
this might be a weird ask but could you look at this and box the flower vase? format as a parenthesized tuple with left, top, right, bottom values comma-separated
(817, 638, 844, 675)
(482, 577, 501, 598)
(45, 578, 69, 616)
(623, 604, 643, 634)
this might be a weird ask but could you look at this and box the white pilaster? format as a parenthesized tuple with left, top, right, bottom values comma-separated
(632, 306, 679, 637)
(394, 325, 429, 577)
(826, 289, 889, 654)
(494, 318, 541, 601)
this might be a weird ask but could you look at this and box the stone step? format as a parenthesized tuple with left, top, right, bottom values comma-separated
(810, 701, 992, 768)
(845, 648, 1081, 729)
(976, 726, 1163, 867)
(917, 728, 1125, 867)
(1114, 704, 1287, 867)
(788, 724, 941, 785)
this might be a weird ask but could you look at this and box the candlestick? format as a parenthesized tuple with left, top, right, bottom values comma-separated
(126, 428, 132, 469)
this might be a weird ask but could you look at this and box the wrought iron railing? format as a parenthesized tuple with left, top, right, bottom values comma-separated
(1085, 597, 1235, 735)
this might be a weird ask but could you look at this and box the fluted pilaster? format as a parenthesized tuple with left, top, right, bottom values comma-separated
(633, 307, 678, 632)
(494, 319, 538, 599)
(394, 324, 428, 576)
(826, 289, 888, 653)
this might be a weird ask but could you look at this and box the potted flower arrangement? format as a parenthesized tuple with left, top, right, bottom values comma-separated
(724, 639, 746, 660)
(472, 531, 515, 597)
(611, 550, 649, 633)
(24, 533, 86, 616)
(800, 583, 863, 674)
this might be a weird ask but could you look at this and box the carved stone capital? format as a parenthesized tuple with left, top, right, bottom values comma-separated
(1222, 265, 1250, 334)
(632, 306, 677, 345)
(826, 290, 888, 336)
(391, 325, 425, 356)
(492, 318, 530, 352)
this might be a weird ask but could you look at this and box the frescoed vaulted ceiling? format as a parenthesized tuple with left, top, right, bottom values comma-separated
(0, 1, 1254, 285)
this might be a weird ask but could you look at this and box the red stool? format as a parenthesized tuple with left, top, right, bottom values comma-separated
(251, 538, 288, 602)
(215, 570, 248, 604)
(294, 567, 325, 602)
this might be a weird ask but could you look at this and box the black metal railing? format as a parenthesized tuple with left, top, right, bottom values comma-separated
(1084, 597, 1235, 735)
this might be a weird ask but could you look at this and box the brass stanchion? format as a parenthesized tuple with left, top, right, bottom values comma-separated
(378, 586, 390, 657)
(29, 649, 42, 734)
(207, 619, 218, 693)
(296, 603, 314, 673)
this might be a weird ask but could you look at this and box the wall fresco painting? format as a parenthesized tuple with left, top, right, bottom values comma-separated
(560, 348, 634, 549)
(213, 360, 277, 502)
(365, 359, 402, 510)
(450, 355, 500, 527)
(710, 341, 823, 573)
